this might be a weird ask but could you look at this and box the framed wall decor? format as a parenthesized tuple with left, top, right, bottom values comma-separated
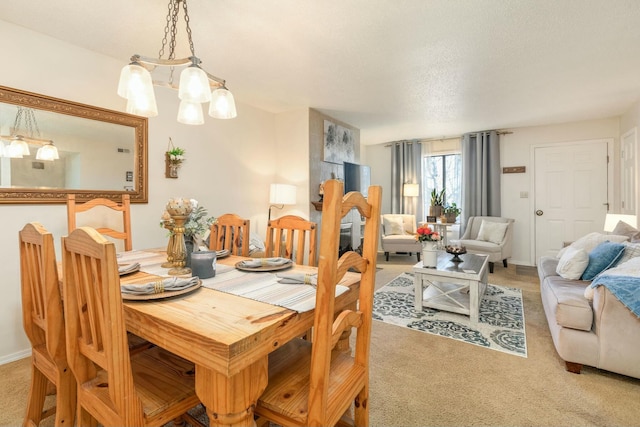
(323, 120, 355, 164)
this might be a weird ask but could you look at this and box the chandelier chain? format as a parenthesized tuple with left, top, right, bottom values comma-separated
(12, 107, 41, 138)
(158, 0, 180, 60)
(182, 0, 196, 57)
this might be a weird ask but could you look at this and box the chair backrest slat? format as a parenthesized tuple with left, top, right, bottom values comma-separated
(209, 213, 250, 257)
(67, 194, 133, 251)
(266, 215, 317, 266)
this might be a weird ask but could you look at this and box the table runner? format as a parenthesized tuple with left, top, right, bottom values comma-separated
(118, 250, 348, 313)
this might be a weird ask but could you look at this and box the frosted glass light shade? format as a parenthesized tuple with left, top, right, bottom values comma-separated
(209, 87, 237, 119)
(118, 64, 153, 99)
(7, 138, 29, 158)
(177, 100, 204, 125)
(36, 143, 59, 161)
(269, 184, 297, 205)
(126, 91, 158, 117)
(178, 65, 211, 103)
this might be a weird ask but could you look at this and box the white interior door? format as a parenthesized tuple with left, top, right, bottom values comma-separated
(621, 128, 637, 214)
(534, 140, 609, 260)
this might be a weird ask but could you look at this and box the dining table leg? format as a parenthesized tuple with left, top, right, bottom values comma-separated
(195, 357, 268, 427)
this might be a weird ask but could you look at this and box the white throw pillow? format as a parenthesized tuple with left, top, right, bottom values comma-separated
(556, 246, 589, 280)
(383, 216, 405, 236)
(476, 221, 509, 244)
(556, 232, 629, 259)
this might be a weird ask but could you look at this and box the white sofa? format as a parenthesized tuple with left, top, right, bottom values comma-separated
(539, 254, 640, 378)
(380, 214, 421, 262)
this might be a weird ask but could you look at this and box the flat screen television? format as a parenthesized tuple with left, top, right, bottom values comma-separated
(343, 161, 371, 197)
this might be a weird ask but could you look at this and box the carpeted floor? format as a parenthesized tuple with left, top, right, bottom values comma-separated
(2, 254, 640, 426)
(374, 273, 526, 357)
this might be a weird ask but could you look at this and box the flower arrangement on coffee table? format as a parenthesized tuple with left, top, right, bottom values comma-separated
(415, 225, 442, 244)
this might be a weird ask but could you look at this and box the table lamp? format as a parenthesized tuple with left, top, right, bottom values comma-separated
(604, 214, 637, 233)
(269, 183, 297, 221)
(403, 183, 419, 197)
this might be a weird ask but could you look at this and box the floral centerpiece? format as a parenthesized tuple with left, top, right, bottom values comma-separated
(161, 199, 216, 248)
(415, 225, 442, 243)
(416, 225, 441, 268)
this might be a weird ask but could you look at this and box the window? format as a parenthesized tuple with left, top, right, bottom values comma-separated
(423, 153, 461, 213)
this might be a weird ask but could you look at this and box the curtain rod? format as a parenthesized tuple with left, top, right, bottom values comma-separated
(384, 130, 513, 147)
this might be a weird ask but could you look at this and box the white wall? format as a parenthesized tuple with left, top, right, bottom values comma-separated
(0, 20, 288, 363)
(363, 117, 621, 266)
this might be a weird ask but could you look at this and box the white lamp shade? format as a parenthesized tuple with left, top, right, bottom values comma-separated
(404, 183, 419, 197)
(177, 100, 205, 125)
(270, 184, 297, 205)
(126, 95, 159, 118)
(604, 214, 637, 232)
(119, 64, 153, 99)
(7, 138, 29, 158)
(36, 143, 59, 161)
(209, 87, 237, 119)
(178, 65, 211, 103)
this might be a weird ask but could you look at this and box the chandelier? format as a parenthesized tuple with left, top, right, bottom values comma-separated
(117, 0, 237, 125)
(0, 107, 59, 161)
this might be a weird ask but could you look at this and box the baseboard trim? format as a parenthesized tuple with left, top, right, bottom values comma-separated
(0, 348, 31, 365)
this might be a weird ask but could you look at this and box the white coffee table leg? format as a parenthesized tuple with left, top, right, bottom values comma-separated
(469, 279, 479, 323)
(414, 273, 423, 311)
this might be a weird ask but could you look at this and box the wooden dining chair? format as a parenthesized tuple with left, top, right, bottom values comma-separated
(19, 222, 76, 427)
(254, 179, 382, 427)
(61, 226, 204, 427)
(209, 213, 250, 256)
(265, 215, 317, 266)
(66, 193, 133, 251)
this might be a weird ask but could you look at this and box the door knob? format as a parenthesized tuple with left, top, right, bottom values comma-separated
(536, 210, 543, 216)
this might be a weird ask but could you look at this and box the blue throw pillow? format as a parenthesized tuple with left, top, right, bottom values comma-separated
(580, 241, 626, 281)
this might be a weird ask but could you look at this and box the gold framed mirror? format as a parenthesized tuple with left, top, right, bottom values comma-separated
(0, 85, 148, 204)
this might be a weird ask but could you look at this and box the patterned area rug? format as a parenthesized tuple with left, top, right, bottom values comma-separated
(373, 272, 527, 357)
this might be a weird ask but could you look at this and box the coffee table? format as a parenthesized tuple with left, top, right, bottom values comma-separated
(413, 251, 489, 322)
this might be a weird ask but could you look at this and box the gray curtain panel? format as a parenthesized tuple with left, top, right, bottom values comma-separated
(461, 131, 501, 234)
(391, 140, 423, 219)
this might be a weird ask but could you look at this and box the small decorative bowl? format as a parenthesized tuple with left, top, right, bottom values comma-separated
(445, 245, 467, 262)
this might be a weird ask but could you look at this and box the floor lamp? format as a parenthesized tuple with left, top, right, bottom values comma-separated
(268, 183, 297, 221)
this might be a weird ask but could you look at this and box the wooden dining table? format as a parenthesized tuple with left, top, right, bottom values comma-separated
(114, 250, 361, 427)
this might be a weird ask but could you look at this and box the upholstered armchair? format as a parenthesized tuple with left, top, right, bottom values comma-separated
(456, 216, 514, 273)
(380, 214, 422, 262)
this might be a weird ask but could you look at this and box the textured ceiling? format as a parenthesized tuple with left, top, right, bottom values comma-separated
(2, 0, 640, 144)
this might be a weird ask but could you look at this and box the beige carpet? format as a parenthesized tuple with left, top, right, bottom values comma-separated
(2, 254, 640, 426)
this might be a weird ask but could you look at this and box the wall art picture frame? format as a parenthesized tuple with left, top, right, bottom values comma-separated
(323, 120, 355, 164)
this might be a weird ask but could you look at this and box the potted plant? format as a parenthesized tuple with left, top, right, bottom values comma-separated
(443, 202, 461, 223)
(429, 188, 446, 217)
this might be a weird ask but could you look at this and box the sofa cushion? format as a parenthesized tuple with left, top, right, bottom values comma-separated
(542, 277, 593, 331)
(556, 246, 589, 280)
(557, 232, 628, 259)
(457, 239, 502, 254)
(580, 241, 625, 281)
(617, 241, 640, 265)
(382, 234, 420, 245)
(538, 256, 560, 281)
(476, 221, 508, 244)
(383, 215, 405, 236)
